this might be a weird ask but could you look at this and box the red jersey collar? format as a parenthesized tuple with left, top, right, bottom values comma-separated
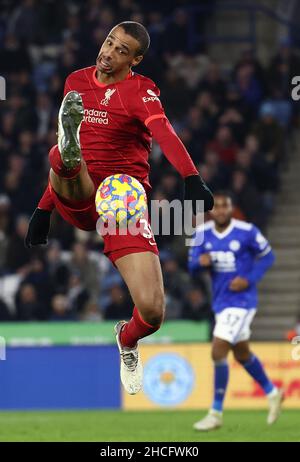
(92, 68, 133, 88)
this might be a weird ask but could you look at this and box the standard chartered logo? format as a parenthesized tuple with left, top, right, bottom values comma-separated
(83, 108, 108, 124)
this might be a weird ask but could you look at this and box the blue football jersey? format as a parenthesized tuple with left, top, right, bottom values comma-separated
(188, 219, 275, 313)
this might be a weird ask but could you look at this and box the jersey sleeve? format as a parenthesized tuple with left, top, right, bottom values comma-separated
(188, 229, 207, 274)
(247, 225, 272, 257)
(130, 78, 166, 126)
(243, 225, 275, 284)
(130, 77, 199, 178)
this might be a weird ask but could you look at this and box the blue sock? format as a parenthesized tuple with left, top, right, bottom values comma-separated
(240, 354, 274, 394)
(212, 360, 229, 412)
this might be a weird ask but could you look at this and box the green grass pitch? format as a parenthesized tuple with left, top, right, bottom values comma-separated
(0, 409, 299, 442)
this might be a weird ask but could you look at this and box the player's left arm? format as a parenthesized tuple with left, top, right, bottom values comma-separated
(188, 231, 205, 274)
(230, 228, 275, 291)
(149, 117, 214, 212)
(131, 80, 214, 212)
(243, 225, 275, 284)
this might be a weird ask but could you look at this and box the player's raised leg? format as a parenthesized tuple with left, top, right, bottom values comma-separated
(193, 337, 230, 431)
(233, 341, 284, 424)
(114, 251, 165, 395)
(49, 90, 95, 201)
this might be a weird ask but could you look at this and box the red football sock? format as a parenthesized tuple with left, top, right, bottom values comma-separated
(49, 144, 81, 179)
(120, 306, 161, 348)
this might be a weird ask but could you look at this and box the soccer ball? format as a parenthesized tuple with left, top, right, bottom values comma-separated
(95, 173, 147, 227)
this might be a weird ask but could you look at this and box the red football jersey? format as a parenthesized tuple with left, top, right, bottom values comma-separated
(64, 66, 166, 192)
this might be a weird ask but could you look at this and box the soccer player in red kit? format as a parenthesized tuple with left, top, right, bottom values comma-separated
(25, 21, 214, 394)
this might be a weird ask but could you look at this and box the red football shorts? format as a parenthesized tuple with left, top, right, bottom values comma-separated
(48, 172, 159, 264)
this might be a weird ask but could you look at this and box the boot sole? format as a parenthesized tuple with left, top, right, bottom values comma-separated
(58, 91, 84, 169)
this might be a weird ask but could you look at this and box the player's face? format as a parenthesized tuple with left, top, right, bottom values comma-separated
(210, 195, 233, 226)
(96, 27, 143, 75)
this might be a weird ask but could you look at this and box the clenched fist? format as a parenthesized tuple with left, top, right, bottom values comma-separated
(199, 253, 212, 267)
(229, 277, 249, 292)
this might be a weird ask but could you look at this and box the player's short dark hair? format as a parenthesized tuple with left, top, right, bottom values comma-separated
(116, 21, 150, 56)
(213, 190, 234, 202)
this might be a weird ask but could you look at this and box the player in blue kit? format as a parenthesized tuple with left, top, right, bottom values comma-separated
(188, 191, 284, 431)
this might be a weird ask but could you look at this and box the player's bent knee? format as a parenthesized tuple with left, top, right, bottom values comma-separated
(136, 291, 165, 326)
(144, 309, 164, 327)
(233, 350, 251, 363)
(140, 302, 165, 326)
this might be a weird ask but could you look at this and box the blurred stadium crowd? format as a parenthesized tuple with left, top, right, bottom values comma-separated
(0, 0, 299, 322)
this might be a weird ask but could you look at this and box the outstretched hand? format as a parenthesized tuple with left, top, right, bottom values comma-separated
(24, 208, 51, 248)
(184, 174, 214, 213)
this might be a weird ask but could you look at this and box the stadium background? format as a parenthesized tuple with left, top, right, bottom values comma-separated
(0, 0, 300, 441)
